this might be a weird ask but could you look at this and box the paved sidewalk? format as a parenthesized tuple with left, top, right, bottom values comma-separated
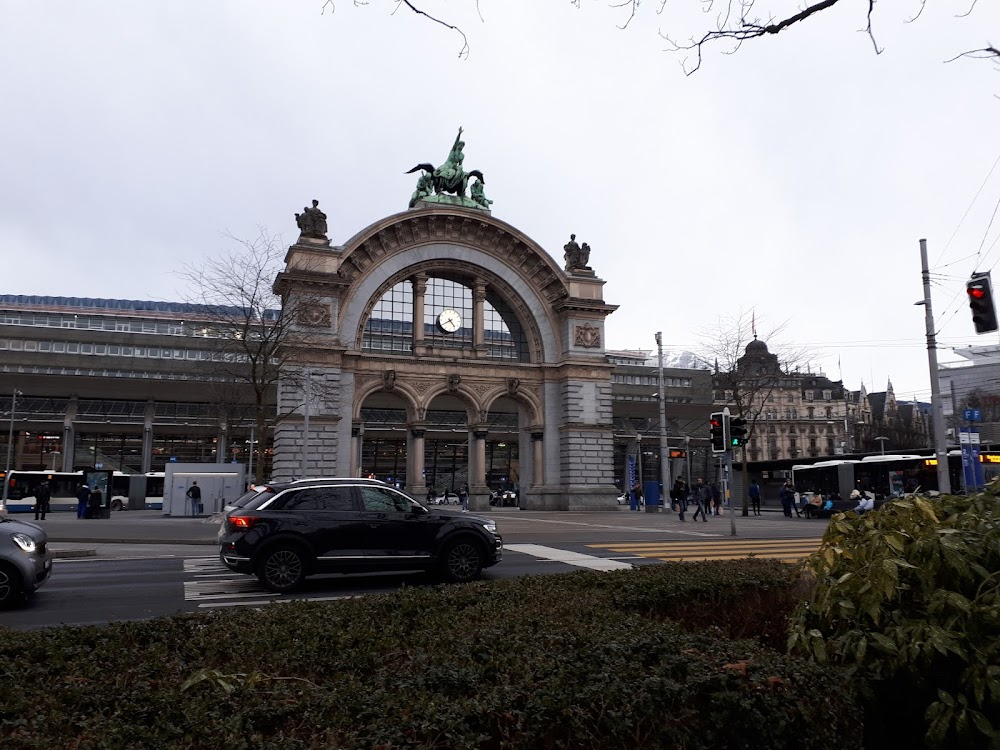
(13, 510, 220, 545)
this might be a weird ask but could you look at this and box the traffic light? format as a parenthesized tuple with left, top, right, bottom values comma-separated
(710, 412, 728, 454)
(729, 416, 748, 447)
(967, 273, 999, 334)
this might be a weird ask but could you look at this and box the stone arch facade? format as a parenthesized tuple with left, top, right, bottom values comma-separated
(273, 205, 619, 510)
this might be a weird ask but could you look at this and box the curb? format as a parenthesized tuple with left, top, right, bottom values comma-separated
(50, 549, 97, 559)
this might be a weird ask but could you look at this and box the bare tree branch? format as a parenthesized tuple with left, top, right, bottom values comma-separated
(179, 229, 336, 483)
(393, 0, 469, 59)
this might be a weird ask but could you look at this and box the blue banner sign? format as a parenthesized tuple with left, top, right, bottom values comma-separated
(964, 409, 982, 422)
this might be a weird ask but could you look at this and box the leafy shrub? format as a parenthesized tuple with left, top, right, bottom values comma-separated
(789, 492, 1000, 749)
(0, 560, 856, 749)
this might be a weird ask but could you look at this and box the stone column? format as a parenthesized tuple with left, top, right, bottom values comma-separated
(413, 274, 427, 349)
(141, 400, 154, 474)
(408, 425, 426, 496)
(351, 423, 365, 477)
(531, 431, 544, 486)
(472, 280, 487, 351)
(216, 422, 228, 464)
(468, 427, 490, 510)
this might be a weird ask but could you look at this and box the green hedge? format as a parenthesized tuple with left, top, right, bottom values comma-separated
(0, 560, 857, 749)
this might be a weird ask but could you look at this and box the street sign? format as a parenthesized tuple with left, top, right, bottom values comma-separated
(963, 409, 982, 422)
(95, 462, 103, 469)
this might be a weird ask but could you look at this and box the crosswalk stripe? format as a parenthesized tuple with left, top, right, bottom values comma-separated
(590, 538, 821, 551)
(586, 538, 820, 563)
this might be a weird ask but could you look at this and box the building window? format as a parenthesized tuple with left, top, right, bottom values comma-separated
(805, 390, 814, 401)
(823, 390, 832, 400)
(724, 390, 733, 401)
(806, 407, 814, 419)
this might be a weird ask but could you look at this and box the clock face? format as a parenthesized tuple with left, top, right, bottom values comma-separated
(437, 308, 462, 333)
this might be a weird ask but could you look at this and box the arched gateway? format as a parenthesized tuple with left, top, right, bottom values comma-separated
(272, 135, 619, 510)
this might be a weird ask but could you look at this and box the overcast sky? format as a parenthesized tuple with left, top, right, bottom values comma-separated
(2, 1, 998, 401)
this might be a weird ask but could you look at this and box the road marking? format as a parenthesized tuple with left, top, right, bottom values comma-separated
(495, 517, 719, 537)
(586, 537, 821, 563)
(505, 544, 633, 570)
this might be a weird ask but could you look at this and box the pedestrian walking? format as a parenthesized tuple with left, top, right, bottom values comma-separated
(458, 484, 469, 511)
(186, 481, 203, 516)
(710, 482, 722, 516)
(671, 477, 686, 513)
(33, 480, 51, 521)
(692, 478, 710, 522)
(632, 481, 644, 511)
(76, 483, 90, 519)
(749, 480, 762, 516)
(779, 480, 795, 518)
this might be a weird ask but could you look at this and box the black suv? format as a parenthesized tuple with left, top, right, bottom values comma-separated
(219, 480, 503, 592)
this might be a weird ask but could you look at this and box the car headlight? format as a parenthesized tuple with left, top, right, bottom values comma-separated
(12, 533, 37, 554)
(481, 521, 497, 535)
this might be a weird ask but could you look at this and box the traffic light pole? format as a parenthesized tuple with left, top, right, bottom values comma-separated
(725, 449, 737, 536)
(920, 238, 952, 495)
(655, 332, 670, 511)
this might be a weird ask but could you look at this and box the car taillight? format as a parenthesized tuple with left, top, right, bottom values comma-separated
(229, 516, 259, 531)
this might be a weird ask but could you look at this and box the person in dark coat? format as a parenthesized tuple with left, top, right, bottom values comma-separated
(749, 480, 762, 516)
(779, 480, 795, 518)
(33, 480, 51, 521)
(88, 485, 103, 519)
(76, 483, 90, 519)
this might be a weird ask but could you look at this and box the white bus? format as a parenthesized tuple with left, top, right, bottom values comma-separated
(792, 455, 928, 500)
(0, 470, 166, 513)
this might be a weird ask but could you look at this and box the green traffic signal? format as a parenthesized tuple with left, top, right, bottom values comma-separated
(729, 416, 748, 447)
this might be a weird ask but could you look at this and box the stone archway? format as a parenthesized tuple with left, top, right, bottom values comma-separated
(274, 204, 621, 510)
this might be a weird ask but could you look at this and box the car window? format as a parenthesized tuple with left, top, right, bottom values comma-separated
(281, 488, 328, 511)
(359, 486, 413, 513)
(318, 486, 355, 511)
(232, 489, 263, 508)
(241, 490, 276, 510)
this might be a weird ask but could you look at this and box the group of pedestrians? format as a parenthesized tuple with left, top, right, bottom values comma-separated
(670, 477, 724, 522)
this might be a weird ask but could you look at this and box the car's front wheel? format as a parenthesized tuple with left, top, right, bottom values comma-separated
(110, 499, 123, 511)
(0, 562, 26, 610)
(441, 538, 484, 583)
(256, 546, 307, 592)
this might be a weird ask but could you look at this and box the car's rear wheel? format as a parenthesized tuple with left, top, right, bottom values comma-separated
(111, 499, 123, 511)
(441, 538, 484, 583)
(256, 546, 307, 592)
(0, 562, 26, 610)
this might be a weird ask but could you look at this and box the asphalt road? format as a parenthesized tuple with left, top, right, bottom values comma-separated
(1, 507, 831, 631)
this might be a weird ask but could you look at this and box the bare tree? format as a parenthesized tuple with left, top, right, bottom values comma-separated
(322, 1, 997, 74)
(181, 229, 312, 484)
(698, 310, 805, 516)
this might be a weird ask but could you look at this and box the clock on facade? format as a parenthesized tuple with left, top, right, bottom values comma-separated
(437, 308, 462, 333)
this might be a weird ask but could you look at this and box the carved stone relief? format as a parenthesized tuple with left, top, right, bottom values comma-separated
(297, 303, 332, 327)
(574, 323, 601, 349)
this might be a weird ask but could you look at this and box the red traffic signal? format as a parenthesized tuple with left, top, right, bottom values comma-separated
(967, 273, 999, 335)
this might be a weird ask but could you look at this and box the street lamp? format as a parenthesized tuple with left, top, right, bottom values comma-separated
(874, 436, 889, 455)
(655, 332, 669, 510)
(1, 388, 24, 511)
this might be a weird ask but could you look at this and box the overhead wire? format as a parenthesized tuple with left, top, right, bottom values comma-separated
(933, 149, 1000, 267)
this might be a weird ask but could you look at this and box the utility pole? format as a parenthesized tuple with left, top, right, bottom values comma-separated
(920, 238, 951, 494)
(655, 332, 669, 511)
(1, 388, 22, 512)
